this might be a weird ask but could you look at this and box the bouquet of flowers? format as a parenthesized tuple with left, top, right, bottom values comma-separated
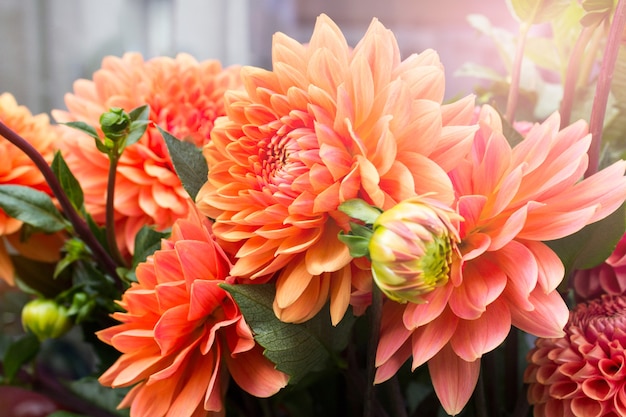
(1, 1, 626, 416)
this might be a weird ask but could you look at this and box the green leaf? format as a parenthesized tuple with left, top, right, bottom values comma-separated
(580, 0, 615, 26)
(507, 0, 570, 24)
(51, 151, 84, 211)
(545, 203, 626, 275)
(337, 232, 370, 258)
(0, 185, 67, 232)
(132, 226, 169, 268)
(3, 333, 40, 382)
(63, 121, 100, 141)
(158, 126, 208, 200)
(222, 284, 356, 385)
(65, 377, 130, 417)
(125, 120, 150, 148)
(338, 199, 382, 224)
(129, 104, 150, 122)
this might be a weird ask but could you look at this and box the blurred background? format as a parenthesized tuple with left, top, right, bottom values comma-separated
(0, 0, 518, 115)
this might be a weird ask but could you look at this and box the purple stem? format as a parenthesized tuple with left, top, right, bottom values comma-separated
(586, 0, 626, 177)
(0, 121, 122, 286)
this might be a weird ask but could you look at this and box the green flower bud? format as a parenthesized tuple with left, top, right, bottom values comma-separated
(369, 197, 461, 304)
(22, 299, 72, 341)
(100, 107, 131, 141)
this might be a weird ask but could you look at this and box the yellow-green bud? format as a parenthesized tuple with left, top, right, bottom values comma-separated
(21, 299, 72, 341)
(369, 197, 461, 303)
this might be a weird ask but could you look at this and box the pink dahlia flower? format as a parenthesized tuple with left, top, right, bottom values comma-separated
(195, 14, 477, 325)
(53, 53, 242, 255)
(375, 105, 626, 415)
(525, 294, 626, 417)
(0, 93, 62, 284)
(573, 231, 626, 301)
(97, 202, 287, 417)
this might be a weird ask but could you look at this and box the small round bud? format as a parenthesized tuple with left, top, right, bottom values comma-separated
(99, 107, 131, 141)
(369, 197, 461, 303)
(21, 299, 72, 341)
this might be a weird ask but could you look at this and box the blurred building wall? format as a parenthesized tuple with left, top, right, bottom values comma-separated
(0, 0, 515, 115)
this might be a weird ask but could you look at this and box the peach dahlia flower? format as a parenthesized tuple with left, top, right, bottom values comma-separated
(525, 295, 626, 417)
(53, 53, 241, 255)
(375, 106, 626, 415)
(0, 93, 61, 284)
(196, 14, 477, 325)
(97, 203, 287, 417)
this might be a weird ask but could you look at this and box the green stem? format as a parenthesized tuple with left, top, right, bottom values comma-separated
(559, 26, 595, 128)
(364, 285, 383, 417)
(505, 22, 531, 122)
(586, 0, 626, 177)
(0, 121, 122, 286)
(105, 155, 127, 268)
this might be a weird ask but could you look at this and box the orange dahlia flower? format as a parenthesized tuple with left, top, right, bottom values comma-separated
(573, 231, 626, 301)
(0, 93, 61, 284)
(196, 14, 477, 325)
(525, 294, 626, 417)
(375, 106, 626, 415)
(53, 53, 242, 255)
(97, 202, 287, 417)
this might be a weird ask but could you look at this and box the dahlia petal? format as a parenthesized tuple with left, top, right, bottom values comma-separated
(376, 301, 412, 367)
(305, 225, 352, 275)
(410, 307, 459, 369)
(448, 258, 506, 320)
(510, 289, 568, 338)
(224, 344, 288, 397)
(488, 240, 538, 299)
(449, 299, 511, 362)
(428, 344, 480, 416)
(524, 240, 564, 293)
(374, 338, 412, 383)
(274, 273, 330, 323)
(166, 350, 218, 416)
(127, 378, 178, 417)
(274, 259, 313, 309)
(154, 304, 196, 355)
(329, 266, 352, 325)
(398, 152, 455, 206)
(188, 280, 224, 321)
(402, 283, 453, 329)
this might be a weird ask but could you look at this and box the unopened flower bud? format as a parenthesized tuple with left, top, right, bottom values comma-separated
(369, 197, 461, 303)
(22, 299, 72, 341)
(100, 107, 130, 141)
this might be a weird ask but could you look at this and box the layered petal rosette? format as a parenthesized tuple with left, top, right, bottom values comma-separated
(375, 106, 626, 415)
(525, 295, 626, 417)
(53, 53, 242, 255)
(196, 14, 477, 324)
(97, 203, 287, 417)
(0, 93, 62, 284)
